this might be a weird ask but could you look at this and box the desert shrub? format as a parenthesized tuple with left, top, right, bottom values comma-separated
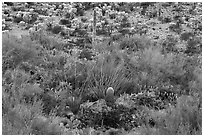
(168, 22, 182, 34)
(120, 16, 131, 28)
(27, 12, 38, 24)
(128, 46, 167, 87)
(35, 32, 55, 50)
(2, 32, 39, 72)
(3, 69, 60, 116)
(129, 45, 196, 94)
(19, 83, 43, 104)
(63, 57, 88, 90)
(128, 96, 202, 135)
(175, 96, 201, 131)
(34, 8, 49, 16)
(79, 93, 152, 130)
(185, 36, 202, 55)
(13, 16, 23, 23)
(109, 32, 124, 43)
(44, 52, 68, 70)
(84, 52, 132, 101)
(72, 28, 87, 37)
(52, 25, 63, 34)
(29, 29, 67, 50)
(2, 22, 12, 30)
(162, 95, 201, 134)
(64, 12, 75, 19)
(2, 70, 36, 111)
(117, 94, 151, 125)
(118, 35, 153, 52)
(188, 66, 202, 108)
(39, 91, 59, 115)
(76, 8, 85, 16)
(144, 95, 202, 135)
(79, 99, 112, 128)
(4, 2, 14, 6)
(2, 115, 32, 135)
(2, 100, 44, 135)
(92, 39, 121, 54)
(125, 44, 201, 107)
(79, 49, 95, 60)
(162, 34, 180, 53)
(31, 115, 63, 135)
(2, 2, 202, 135)
(4, 69, 30, 89)
(59, 18, 71, 25)
(180, 32, 194, 41)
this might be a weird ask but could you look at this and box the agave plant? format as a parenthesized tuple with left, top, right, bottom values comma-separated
(66, 95, 82, 115)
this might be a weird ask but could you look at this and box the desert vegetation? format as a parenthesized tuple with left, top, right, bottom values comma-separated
(2, 2, 202, 135)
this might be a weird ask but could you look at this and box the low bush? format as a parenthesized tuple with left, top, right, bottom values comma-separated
(52, 25, 63, 34)
(118, 35, 153, 52)
(2, 100, 44, 135)
(139, 95, 202, 135)
(2, 2, 201, 135)
(2, 33, 39, 72)
(84, 52, 132, 101)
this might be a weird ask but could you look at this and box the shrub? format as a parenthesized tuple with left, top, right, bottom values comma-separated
(2, 2, 202, 135)
(2, 32, 39, 71)
(29, 29, 66, 50)
(59, 18, 71, 25)
(79, 93, 154, 130)
(175, 95, 201, 131)
(85, 52, 131, 101)
(52, 25, 63, 34)
(79, 49, 94, 60)
(145, 95, 202, 135)
(31, 115, 62, 135)
(79, 99, 112, 128)
(118, 35, 153, 52)
(2, 100, 44, 135)
(185, 37, 202, 55)
(188, 66, 202, 108)
(128, 46, 167, 87)
(120, 16, 131, 28)
(63, 58, 88, 90)
(19, 83, 43, 104)
(4, 2, 14, 6)
(180, 32, 194, 41)
(13, 16, 23, 23)
(129, 45, 195, 93)
(162, 34, 180, 53)
(39, 92, 59, 115)
(27, 12, 38, 24)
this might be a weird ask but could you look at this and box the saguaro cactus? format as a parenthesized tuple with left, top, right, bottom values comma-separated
(92, 7, 97, 47)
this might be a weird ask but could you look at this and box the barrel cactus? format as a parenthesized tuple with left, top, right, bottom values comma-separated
(106, 87, 114, 97)
(105, 87, 115, 105)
